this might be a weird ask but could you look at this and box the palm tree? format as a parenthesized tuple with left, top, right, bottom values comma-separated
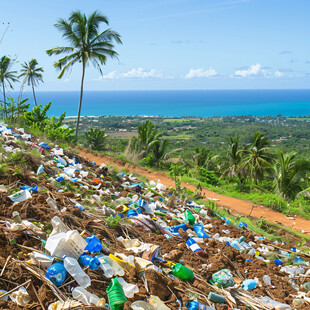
(130, 120, 162, 157)
(46, 10, 122, 140)
(19, 59, 43, 106)
(273, 152, 310, 200)
(240, 131, 273, 183)
(0, 56, 18, 118)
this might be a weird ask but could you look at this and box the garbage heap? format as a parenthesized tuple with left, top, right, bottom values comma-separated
(0, 125, 310, 310)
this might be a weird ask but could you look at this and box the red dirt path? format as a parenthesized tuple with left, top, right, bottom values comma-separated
(78, 149, 310, 236)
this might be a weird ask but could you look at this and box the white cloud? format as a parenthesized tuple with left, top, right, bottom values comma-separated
(185, 67, 217, 79)
(234, 63, 262, 77)
(275, 70, 283, 78)
(98, 68, 163, 80)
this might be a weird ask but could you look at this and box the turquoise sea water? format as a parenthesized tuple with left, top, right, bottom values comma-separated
(14, 89, 310, 117)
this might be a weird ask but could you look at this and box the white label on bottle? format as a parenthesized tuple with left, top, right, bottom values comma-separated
(189, 243, 201, 252)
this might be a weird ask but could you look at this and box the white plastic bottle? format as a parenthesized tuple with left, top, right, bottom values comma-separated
(72, 286, 100, 306)
(118, 277, 139, 298)
(64, 257, 91, 288)
(97, 255, 114, 278)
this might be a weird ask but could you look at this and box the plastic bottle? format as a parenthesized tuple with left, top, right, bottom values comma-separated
(46, 198, 59, 212)
(98, 255, 125, 276)
(193, 223, 209, 239)
(171, 263, 194, 280)
(30, 252, 54, 268)
(106, 277, 127, 310)
(97, 255, 114, 278)
(131, 301, 156, 310)
(186, 301, 215, 310)
(184, 210, 195, 225)
(118, 277, 139, 298)
(45, 262, 67, 287)
(85, 235, 102, 253)
(186, 238, 206, 257)
(148, 295, 170, 310)
(79, 253, 101, 270)
(230, 241, 242, 250)
(242, 279, 257, 290)
(64, 256, 91, 288)
(37, 164, 44, 175)
(55, 176, 64, 182)
(72, 286, 100, 306)
(169, 224, 187, 234)
(208, 292, 225, 304)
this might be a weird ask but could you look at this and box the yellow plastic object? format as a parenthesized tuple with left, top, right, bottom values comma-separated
(109, 254, 135, 273)
(164, 261, 176, 268)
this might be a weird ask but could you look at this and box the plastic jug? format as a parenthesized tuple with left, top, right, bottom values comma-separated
(97, 255, 114, 278)
(193, 223, 209, 239)
(79, 253, 101, 270)
(118, 277, 139, 298)
(186, 301, 215, 310)
(72, 286, 100, 306)
(45, 262, 67, 287)
(106, 277, 127, 310)
(171, 263, 194, 280)
(148, 295, 170, 310)
(184, 210, 195, 225)
(98, 255, 124, 276)
(186, 238, 206, 257)
(85, 235, 102, 253)
(64, 256, 91, 288)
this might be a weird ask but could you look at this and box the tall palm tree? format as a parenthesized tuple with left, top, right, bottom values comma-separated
(240, 131, 273, 183)
(46, 10, 122, 140)
(0, 56, 18, 118)
(273, 152, 310, 200)
(19, 59, 43, 106)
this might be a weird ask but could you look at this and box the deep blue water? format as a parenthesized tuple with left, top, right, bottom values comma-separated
(13, 89, 310, 117)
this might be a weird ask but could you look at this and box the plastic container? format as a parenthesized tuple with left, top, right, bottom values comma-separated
(258, 296, 291, 310)
(97, 255, 114, 278)
(45, 262, 67, 287)
(106, 277, 127, 310)
(30, 252, 54, 268)
(186, 301, 215, 310)
(98, 255, 125, 276)
(208, 292, 225, 304)
(131, 301, 156, 310)
(242, 279, 257, 290)
(55, 176, 64, 182)
(185, 209, 195, 225)
(148, 295, 170, 310)
(45, 230, 87, 259)
(46, 198, 59, 212)
(85, 235, 102, 253)
(127, 209, 139, 218)
(79, 254, 101, 270)
(211, 269, 234, 288)
(169, 223, 187, 234)
(72, 286, 100, 306)
(186, 238, 206, 257)
(118, 277, 139, 298)
(193, 223, 209, 239)
(171, 263, 194, 280)
(50, 216, 69, 236)
(64, 256, 91, 288)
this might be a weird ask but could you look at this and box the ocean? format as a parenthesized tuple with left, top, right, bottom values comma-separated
(12, 89, 310, 118)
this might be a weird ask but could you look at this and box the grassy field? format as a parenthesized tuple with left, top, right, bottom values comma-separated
(108, 131, 137, 139)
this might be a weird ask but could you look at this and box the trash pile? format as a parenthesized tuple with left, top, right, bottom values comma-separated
(1, 124, 310, 310)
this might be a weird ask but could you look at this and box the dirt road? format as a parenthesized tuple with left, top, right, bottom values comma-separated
(78, 149, 310, 235)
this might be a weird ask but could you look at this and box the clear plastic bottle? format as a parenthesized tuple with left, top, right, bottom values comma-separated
(118, 277, 139, 298)
(50, 216, 69, 236)
(148, 296, 171, 310)
(98, 255, 123, 277)
(64, 256, 91, 288)
(72, 286, 100, 306)
(131, 301, 156, 310)
(46, 198, 59, 212)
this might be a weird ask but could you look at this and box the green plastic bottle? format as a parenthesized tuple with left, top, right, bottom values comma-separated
(171, 263, 194, 280)
(184, 209, 195, 225)
(106, 277, 127, 310)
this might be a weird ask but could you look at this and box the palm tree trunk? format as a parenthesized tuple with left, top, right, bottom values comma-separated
(75, 62, 86, 141)
(31, 80, 37, 106)
(2, 82, 6, 119)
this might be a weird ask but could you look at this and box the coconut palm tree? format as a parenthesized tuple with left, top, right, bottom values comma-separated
(19, 59, 43, 106)
(46, 10, 122, 140)
(0, 56, 18, 118)
(273, 152, 310, 200)
(240, 131, 273, 183)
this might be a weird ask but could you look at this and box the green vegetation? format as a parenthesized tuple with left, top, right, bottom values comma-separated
(84, 128, 107, 151)
(46, 10, 122, 139)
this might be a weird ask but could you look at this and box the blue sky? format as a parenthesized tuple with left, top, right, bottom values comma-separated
(0, 0, 309, 91)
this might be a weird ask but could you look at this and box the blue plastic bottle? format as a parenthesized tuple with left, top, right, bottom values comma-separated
(186, 300, 215, 310)
(45, 262, 67, 286)
(193, 223, 209, 239)
(79, 253, 101, 270)
(85, 235, 102, 253)
(127, 209, 138, 218)
(55, 176, 64, 182)
(186, 238, 206, 257)
(169, 223, 187, 234)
